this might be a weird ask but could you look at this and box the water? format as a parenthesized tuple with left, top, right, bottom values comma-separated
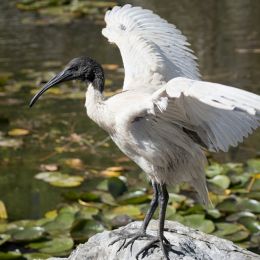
(0, 0, 259, 220)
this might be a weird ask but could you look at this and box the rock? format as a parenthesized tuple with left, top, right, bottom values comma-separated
(49, 220, 259, 260)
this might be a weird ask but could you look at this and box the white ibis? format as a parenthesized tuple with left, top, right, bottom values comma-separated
(30, 4, 260, 259)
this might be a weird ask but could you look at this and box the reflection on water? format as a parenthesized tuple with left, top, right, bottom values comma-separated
(0, 0, 259, 219)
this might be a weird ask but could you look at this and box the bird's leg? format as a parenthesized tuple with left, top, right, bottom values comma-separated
(140, 181, 159, 232)
(109, 181, 159, 251)
(157, 184, 170, 257)
(136, 183, 171, 260)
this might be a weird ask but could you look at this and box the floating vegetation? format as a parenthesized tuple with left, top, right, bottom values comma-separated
(16, 0, 118, 24)
(0, 67, 259, 257)
(0, 157, 259, 257)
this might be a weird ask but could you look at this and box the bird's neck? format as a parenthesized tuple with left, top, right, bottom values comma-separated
(85, 84, 107, 129)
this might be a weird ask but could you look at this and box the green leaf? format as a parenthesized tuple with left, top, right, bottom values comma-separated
(35, 172, 84, 187)
(0, 251, 22, 259)
(80, 192, 101, 202)
(206, 209, 221, 219)
(228, 172, 251, 187)
(238, 218, 260, 233)
(206, 163, 224, 178)
(0, 234, 11, 246)
(168, 193, 187, 203)
(75, 207, 99, 220)
(29, 237, 74, 255)
(12, 226, 45, 241)
(8, 128, 30, 136)
(251, 179, 260, 192)
(0, 200, 8, 219)
(71, 219, 105, 241)
(43, 213, 75, 234)
(107, 205, 141, 220)
(108, 177, 127, 198)
(214, 223, 243, 236)
(247, 159, 260, 173)
(0, 138, 23, 148)
(182, 214, 215, 234)
(238, 199, 260, 213)
(118, 190, 150, 205)
(217, 198, 238, 212)
(247, 191, 260, 200)
(224, 162, 244, 174)
(225, 230, 250, 242)
(23, 253, 51, 260)
(208, 175, 230, 189)
(226, 211, 257, 222)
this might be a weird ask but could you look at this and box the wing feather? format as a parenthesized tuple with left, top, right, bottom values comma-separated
(152, 77, 260, 152)
(102, 4, 200, 90)
(125, 78, 259, 204)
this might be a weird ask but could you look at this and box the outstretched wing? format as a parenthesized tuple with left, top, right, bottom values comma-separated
(150, 77, 260, 153)
(102, 4, 200, 90)
(125, 78, 259, 204)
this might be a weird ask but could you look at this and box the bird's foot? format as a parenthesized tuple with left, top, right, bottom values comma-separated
(109, 231, 155, 253)
(135, 237, 172, 260)
(109, 230, 173, 259)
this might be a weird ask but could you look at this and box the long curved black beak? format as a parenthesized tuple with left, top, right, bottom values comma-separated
(29, 69, 72, 107)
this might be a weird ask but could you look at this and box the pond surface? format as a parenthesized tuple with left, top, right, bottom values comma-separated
(0, 0, 259, 221)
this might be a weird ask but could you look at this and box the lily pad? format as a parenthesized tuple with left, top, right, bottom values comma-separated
(75, 207, 99, 220)
(64, 158, 85, 170)
(213, 223, 243, 236)
(182, 214, 215, 234)
(226, 211, 257, 222)
(247, 159, 260, 173)
(206, 208, 221, 219)
(208, 175, 230, 189)
(29, 237, 74, 255)
(224, 162, 244, 174)
(8, 128, 30, 136)
(247, 192, 260, 203)
(168, 193, 187, 204)
(217, 197, 238, 213)
(0, 234, 11, 246)
(40, 163, 59, 172)
(80, 192, 101, 202)
(238, 218, 260, 233)
(0, 138, 23, 148)
(108, 205, 141, 219)
(71, 219, 105, 241)
(206, 163, 224, 178)
(43, 207, 76, 234)
(35, 171, 84, 187)
(237, 199, 260, 213)
(225, 230, 250, 242)
(23, 253, 51, 260)
(118, 190, 150, 205)
(0, 251, 22, 259)
(12, 226, 45, 241)
(228, 171, 251, 187)
(108, 177, 127, 198)
(0, 200, 8, 219)
(101, 166, 126, 177)
(251, 178, 260, 192)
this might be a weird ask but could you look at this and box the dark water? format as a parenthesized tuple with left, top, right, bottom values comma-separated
(0, 0, 259, 220)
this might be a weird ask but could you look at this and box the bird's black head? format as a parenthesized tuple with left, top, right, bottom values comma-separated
(29, 57, 104, 107)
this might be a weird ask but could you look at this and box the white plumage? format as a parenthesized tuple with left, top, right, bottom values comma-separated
(102, 4, 200, 90)
(98, 5, 260, 206)
(31, 4, 260, 259)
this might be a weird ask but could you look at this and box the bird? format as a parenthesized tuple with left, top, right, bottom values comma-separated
(29, 4, 260, 260)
